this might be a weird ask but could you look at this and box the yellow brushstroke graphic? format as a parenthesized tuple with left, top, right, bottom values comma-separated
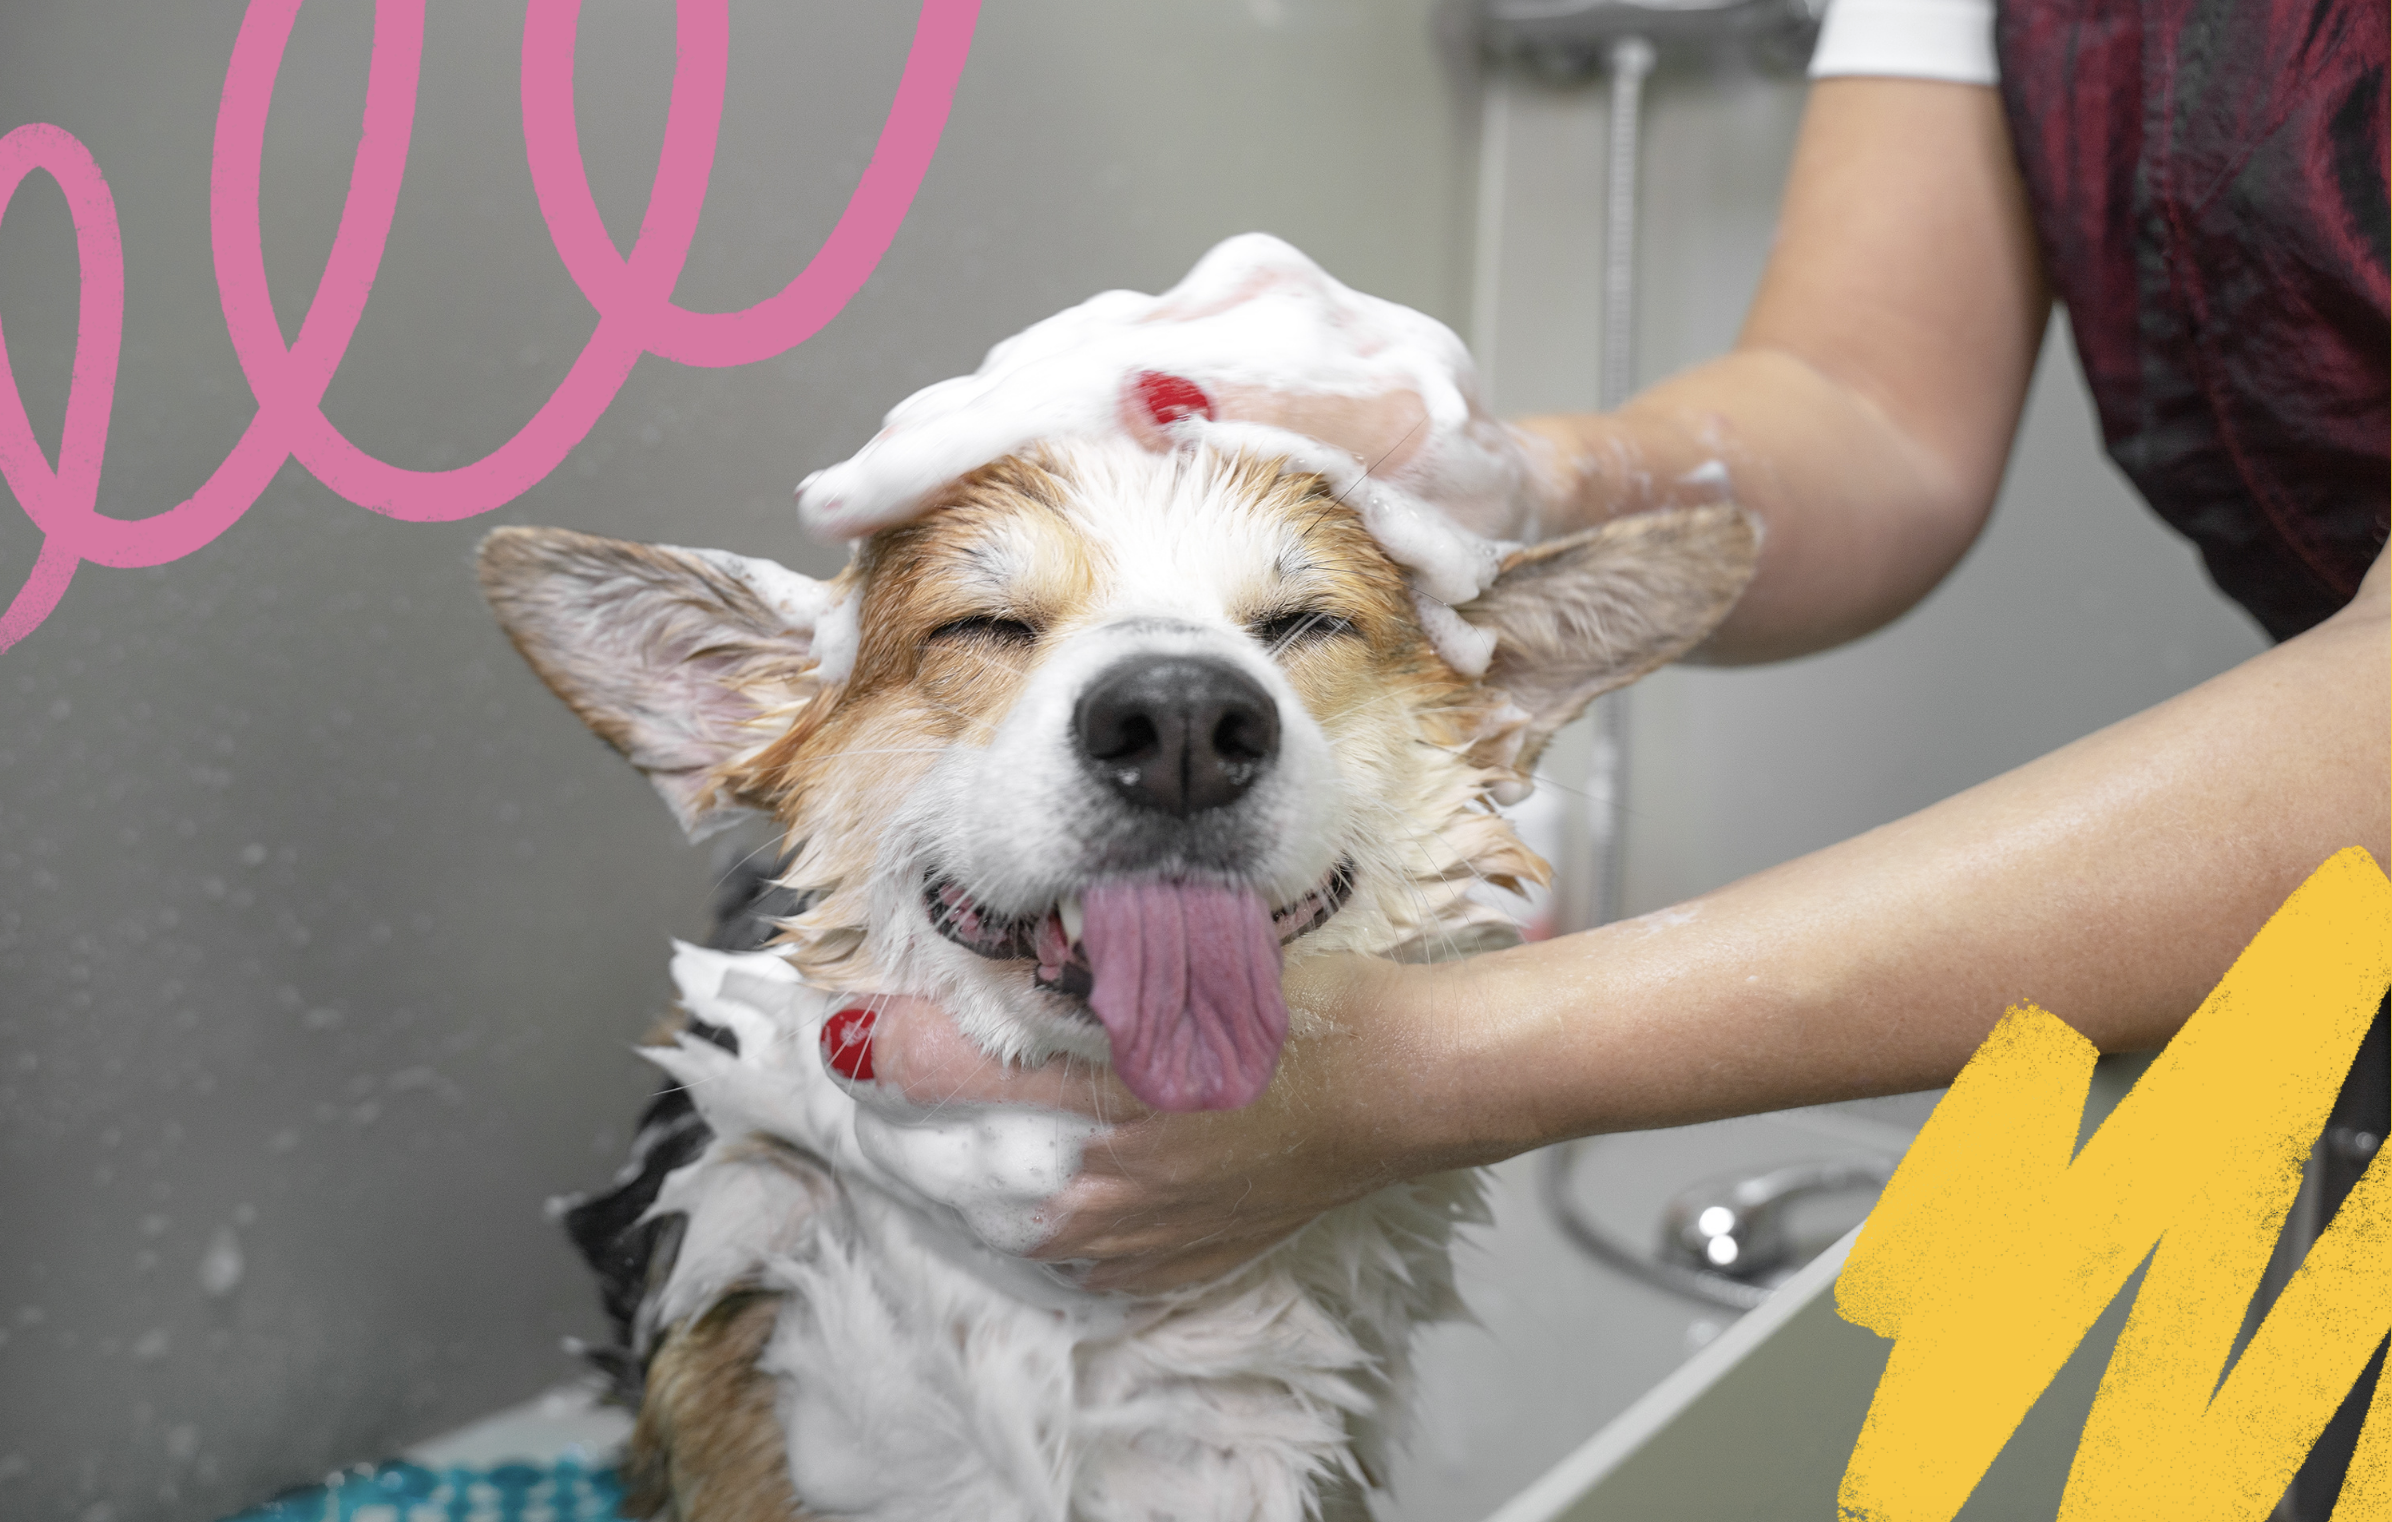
(1837, 847, 2391, 1521)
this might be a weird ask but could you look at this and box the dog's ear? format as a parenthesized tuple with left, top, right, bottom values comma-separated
(1460, 504, 1760, 773)
(477, 526, 843, 838)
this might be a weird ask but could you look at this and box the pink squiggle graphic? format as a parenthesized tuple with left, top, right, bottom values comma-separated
(0, 0, 979, 650)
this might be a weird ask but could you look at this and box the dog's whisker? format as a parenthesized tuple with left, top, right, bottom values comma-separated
(1266, 610, 1338, 660)
(907, 699, 1004, 745)
(1311, 685, 1412, 729)
(1292, 410, 1431, 542)
(958, 643, 1034, 681)
(706, 829, 797, 901)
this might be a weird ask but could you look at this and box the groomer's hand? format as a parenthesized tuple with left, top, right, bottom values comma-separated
(1116, 378, 1573, 543)
(840, 954, 1486, 1293)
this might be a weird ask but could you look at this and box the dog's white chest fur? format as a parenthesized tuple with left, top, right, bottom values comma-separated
(645, 944, 1481, 1522)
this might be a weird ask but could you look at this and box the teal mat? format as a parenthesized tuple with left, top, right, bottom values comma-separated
(222, 1459, 626, 1522)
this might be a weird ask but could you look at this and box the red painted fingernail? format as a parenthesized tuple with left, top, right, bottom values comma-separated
(1131, 370, 1212, 428)
(822, 1006, 877, 1082)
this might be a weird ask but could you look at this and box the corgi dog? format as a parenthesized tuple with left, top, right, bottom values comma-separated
(479, 439, 1756, 1522)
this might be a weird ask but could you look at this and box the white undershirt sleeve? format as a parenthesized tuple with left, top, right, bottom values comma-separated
(1808, 0, 2000, 86)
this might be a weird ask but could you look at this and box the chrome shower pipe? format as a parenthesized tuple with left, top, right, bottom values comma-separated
(1471, 0, 1820, 931)
(1585, 34, 1652, 929)
(1598, 36, 1653, 417)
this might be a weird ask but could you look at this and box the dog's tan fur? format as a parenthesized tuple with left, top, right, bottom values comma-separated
(482, 442, 1759, 1521)
(625, 1286, 811, 1522)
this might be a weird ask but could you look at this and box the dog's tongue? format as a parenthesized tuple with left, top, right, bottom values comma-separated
(1081, 880, 1288, 1112)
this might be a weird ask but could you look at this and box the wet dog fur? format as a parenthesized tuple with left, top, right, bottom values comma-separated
(480, 440, 1757, 1521)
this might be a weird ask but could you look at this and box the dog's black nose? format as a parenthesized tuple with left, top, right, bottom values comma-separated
(1075, 655, 1280, 816)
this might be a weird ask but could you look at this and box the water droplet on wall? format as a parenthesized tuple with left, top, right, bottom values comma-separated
(197, 1226, 243, 1298)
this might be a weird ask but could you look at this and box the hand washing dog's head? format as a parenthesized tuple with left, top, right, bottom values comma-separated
(480, 441, 1755, 1110)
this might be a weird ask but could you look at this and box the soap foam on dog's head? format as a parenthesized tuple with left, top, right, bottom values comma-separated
(795, 233, 1537, 676)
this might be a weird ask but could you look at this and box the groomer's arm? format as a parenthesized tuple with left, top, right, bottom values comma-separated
(1521, 76, 2049, 661)
(1381, 541, 2390, 1138)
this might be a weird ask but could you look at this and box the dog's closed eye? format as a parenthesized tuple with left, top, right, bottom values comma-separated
(1251, 609, 1354, 653)
(931, 615, 1041, 647)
